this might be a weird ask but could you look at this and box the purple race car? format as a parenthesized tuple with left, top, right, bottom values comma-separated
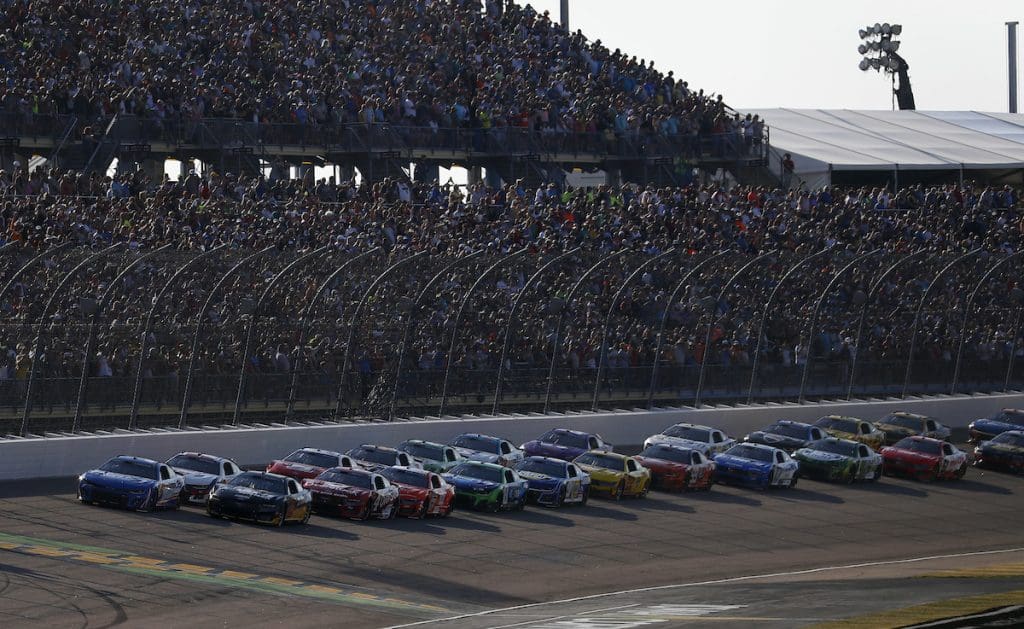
(521, 428, 613, 462)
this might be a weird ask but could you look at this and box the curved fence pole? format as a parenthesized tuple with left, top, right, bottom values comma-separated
(20, 244, 123, 435)
(0, 242, 74, 307)
(493, 247, 581, 415)
(179, 246, 275, 429)
(543, 250, 627, 414)
(284, 247, 380, 420)
(438, 249, 528, 417)
(334, 251, 426, 420)
(128, 245, 225, 430)
(73, 244, 172, 431)
(390, 251, 482, 420)
(232, 246, 329, 425)
(798, 249, 880, 403)
(591, 249, 676, 411)
(845, 250, 927, 400)
(901, 248, 984, 399)
(647, 251, 732, 409)
(951, 252, 1024, 395)
(694, 252, 776, 407)
(747, 249, 831, 404)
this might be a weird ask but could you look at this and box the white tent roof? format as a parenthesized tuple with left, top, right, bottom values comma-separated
(745, 109, 1024, 174)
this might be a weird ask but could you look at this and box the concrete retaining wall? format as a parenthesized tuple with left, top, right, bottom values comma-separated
(3, 392, 1022, 480)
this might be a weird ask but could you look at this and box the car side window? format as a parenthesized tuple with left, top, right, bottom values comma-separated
(288, 480, 299, 494)
(588, 437, 599, 449)
(926, 421, 936, 432)
(811, 429, 823, 440)
(567, 465, 577, 478)
(430, 476, 441, 489)
(942, 444, 953, 456)
(859, 446, 870, 458)
(503, 470, 514, 483)
(692, 453, 702, 465)
(713, 432, 724, 443)
(224, 462, 237, 476)
(860, 423, 870, 435)
(398, 453, 409, 466)
(445, 449, 456, 462)
(626, 460, 638, 472)
(500, 442, 511, 455)
(159, 466, 171, 481)
(374, 477, 386, 490)
(775, 452, 785, 464)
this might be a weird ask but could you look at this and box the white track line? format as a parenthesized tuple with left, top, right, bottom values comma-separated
(384, 546, 1024, 628)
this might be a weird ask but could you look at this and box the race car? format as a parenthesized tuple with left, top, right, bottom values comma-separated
(744, 420, 827, 452)
(572, 451, 650, 500)
(443, 461, 529, 512)
(166, 452, 242, 504)
(303, 467, 400, 520)
(449, 433, 524, 467)
(514, 456, 591, 507)
(642, 422, 735, 456)
(522, 428, 612, 462)
(345, 444, 421, 472)
(396, 440, 462, 473)
(712, 443, 799, 489)
(266, 448, 356, 481)
(78, 455, 184, 511)
(380, 466, 455, 518)
(968, 408, 1024, 442)
(973, 430, 1024, 474)
(633, 444, 715, 492)
(207, 471, 311, 526)
(880, 436, 968, 481)
(813, 415, 886, 451)
(793, 437, 883, 483)
(873, 411, 951, 445)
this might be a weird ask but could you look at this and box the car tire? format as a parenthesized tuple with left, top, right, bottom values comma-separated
(388, 501, 399, 520)
(579, 488, 589, 506)
(356, 502, 372, 521)
(553, 488, 566, 508)
(788, 475, 798, 489)
(414, 498, 429, 519)
(613, 481, 624, 501)
(139, 488, 157, 512)
(300, 505, 311, 525)
(955, 463, 967, 480)
(442, 501, 454, 518)
(872, 466, 882, 481)
(637, 481, 649, 499)
(843, 469, 855, 484)
(484, 501, 499, 513)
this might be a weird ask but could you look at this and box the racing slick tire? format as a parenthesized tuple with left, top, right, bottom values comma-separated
(300, 505, 311, 525)
(139, 488, 158, 512)
(413, 498, 430, 519)
(788, 475, 798, 489)
(387, 502, 399, 520)
(637, 481, 649, 499)
(955, 463, 967, 480)
(922, 464, 940, 482)
(553, 488, 566, 508)
(442, 501, 454, 518)
(612, 481, 625, 501)
(872, 466, 882, 481)
(273, 507, 287, 527)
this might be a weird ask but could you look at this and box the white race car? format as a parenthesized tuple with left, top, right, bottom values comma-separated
(166, 452, 243, 504)
(643, 423, 736, 456)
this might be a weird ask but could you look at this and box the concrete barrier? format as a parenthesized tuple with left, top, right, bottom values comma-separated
(2, 392, 1022, 480)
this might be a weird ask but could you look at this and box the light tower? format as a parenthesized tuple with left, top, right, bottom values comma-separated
(560, 0, 569, 30)
(857, 23, 916, 110)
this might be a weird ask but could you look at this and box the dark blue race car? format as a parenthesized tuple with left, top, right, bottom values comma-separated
(521, 428, 612, 462)
(973, 430, 1024, 474)
(514, 456, 590, 507)
(744, 420, 827, 453)
(969, 409, 1024, 442)
(713, 443, 799, 490)
(78, 455, 185, 511)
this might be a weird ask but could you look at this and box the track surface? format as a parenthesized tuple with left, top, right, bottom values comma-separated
(0, 455, 1021, 628)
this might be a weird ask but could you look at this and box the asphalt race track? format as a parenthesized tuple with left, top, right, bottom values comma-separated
(0, 453, 1022, 628)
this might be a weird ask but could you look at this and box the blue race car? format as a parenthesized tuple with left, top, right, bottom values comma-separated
(514, 456, 590, 507)
(443, 461, 528, 512)
(78, 455, 185, 511)
(968, 409, 1024, 442)
(449, 433, 525, 467)
(713, 443, 799, 489)
(521, 428, 612, 462)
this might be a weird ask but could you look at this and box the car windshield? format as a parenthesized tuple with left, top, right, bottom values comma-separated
(99, 458, 158, 480)
(540, 431, 588, 449)
(400, 442, 442, 460)
(640, 445, 691, 464)
(317, 469, 373, 489)
(516, 459, 566, 477)
(993, 432, 1024, 447)
(450, 464, 503, 483)
(881, 414, 924, 430)
(811, 440, 858, 456)
(575, 453, 623, 470)
(229, 473, 285, 494)
(767, 423, 809, 439)
(724, 445, 774, 463)
(663, 425, 710, 442)
(283, 450, 336, 468)
(452, 435, 500, 453)
(166, 455, 220, 475)
(381, 468, 430, 488)
(993, 410, 1024, 425)
(893, 438, 941, 455)
(817, 417, 858, 433)
(349, 447, 393, 466)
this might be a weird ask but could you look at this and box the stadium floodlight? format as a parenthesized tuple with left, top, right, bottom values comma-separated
(859, 58, 871, 71)
(859, 28, 868, 39)
(882, 23, 892, 35)
(891, 24, 902, 35)
(856, 21, 915, 109)
(888, 57, 901, 70)
(873, 22, 882, 33)
(870, 58, 882, 70)
(880, 40, 892, 52)
(890, 41, 900, 52)
(858, 43, 868, 54)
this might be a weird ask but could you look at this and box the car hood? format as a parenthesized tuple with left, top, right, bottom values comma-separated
(714, 454, 772, 470)
(796, 449, 849, 464)
(453, 448, 499, 463)
(576, 465, 623, 481)
(214, 486, 282, 502)
(647, 435, 711, 453)
(634, 456, 686, 472)
(876, 423, 914, 436)
(974, 419, 1021, 433)
(174, 469, 218, 486)
(516, 470, 561, 484)
(269, 461, 324, 476)
(882, 448, 938, 465)
(303, 480, 370, 499)
(444, 475, 501, 492)
(81, 470, 155, 490)
(750, 432, 804, 448)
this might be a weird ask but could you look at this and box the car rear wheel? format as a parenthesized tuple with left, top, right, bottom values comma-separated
(922, 464, 940, 482)
(955, 463, 967, 480)
(579, 488, 589, 506)
(553, 488, 566, 508)
(387, 501, 399, 520)
(872, 466, 882, 481)
(612, 481, 624, 501)
(637, 481, 649, 499)
(788, 475, 798, 489)
(300, 505, 311, 525)
(273, 508, 287, 527)
(442, 501, 454, 518)
(414, 498, 429, 519)
(139, 488, 157, 512)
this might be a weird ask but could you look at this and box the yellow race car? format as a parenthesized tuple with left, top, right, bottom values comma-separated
(573, 451, 651, 500)
(813, 415, 886, 451)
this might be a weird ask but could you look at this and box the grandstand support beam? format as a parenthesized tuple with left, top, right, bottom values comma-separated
(592, 249, 676, 412)
(543, 250, 628, 414)
(439, 249, 529, 417)
(179, 247, 275, 429)
(390, 251, 483, 421)
(129, 245, 225, 430)
(747, 249, 832, 404)
(902, 248, 984, 399)
(646, 251, 732, 410)
(846, 250, 927, 400)
(334, 252, 426, 421)
(20, 244, 124, 436)
(951, 252, 1024, 395)
(285, 247, 381, 420)
(493, 247, 581, 415)
(232, 246, 330, 426)
(73, 244, 172, 432)
(798, 250, 881, 403)
(695, 252, 776, 408)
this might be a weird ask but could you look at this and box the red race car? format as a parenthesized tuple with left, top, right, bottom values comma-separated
(303, 467, 400, 520)
(881, 436, 968, 482)
(380, 466, 455, 518)
(633, 443, 715, 492)
(267, 448, 356, 481)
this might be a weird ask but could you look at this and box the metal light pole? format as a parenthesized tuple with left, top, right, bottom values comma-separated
(560, 0, 569, 30)
(1009, 22, 1019, 113)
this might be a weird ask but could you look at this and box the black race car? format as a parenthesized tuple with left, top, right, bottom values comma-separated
(744, 420, 827, 453)
(206, 471, 312, 527)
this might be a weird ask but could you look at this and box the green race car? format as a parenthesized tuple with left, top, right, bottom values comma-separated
(442, 461, 529, 511)
(793, 437, 883, 483)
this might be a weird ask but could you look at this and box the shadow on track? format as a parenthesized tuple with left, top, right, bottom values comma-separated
(771, 487, 845, 504)
(429, 514, 503, 533)
(633, 495, 696, 513)
(152, 508, 235, 528)
(686, 489, 762, 507)
(571, 503, 639, 521)
(939, 478, 1014, 495)
(286, 522, 361, 541)
(843, 480, 929, 498)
